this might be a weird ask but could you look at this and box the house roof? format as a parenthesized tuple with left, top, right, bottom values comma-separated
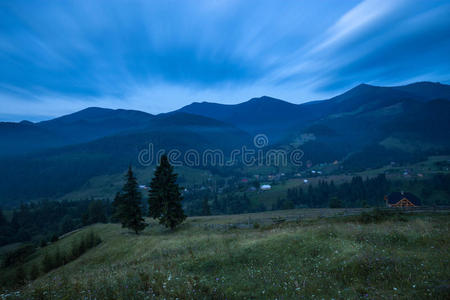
(387, 192, 421, 206)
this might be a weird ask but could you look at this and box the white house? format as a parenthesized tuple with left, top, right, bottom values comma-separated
(260, 184, 271, 190)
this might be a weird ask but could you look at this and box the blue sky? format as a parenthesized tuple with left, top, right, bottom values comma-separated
(1, 0, 449, 121)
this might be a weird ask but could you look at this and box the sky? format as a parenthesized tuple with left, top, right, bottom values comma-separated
(0, 0, 450, 121)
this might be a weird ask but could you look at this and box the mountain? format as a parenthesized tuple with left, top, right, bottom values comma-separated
(178, 82, 450, 142)
(179, 96, 308, 141)
(286, 83, 450, 169)
(392, 81, 450, 101)
(37, 107, 155, 143)
(0, 107, 155, 155)
(179, 81, 450, 167)
(0, 81, 449, 205)
(0, 112, 250, 205)
(0, 121, 64, 156)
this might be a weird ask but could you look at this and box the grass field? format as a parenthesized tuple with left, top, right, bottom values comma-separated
(1, 209, 449, 299)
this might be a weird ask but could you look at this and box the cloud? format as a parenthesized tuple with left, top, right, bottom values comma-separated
(272, 0, 450, 92)
(0, 0, 449, 121)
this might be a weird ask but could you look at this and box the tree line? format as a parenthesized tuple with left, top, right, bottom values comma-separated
(2, 231, 101, 287)
(184, 173, 450, 214)
(276, 174, 390, 209)
(275, 173, 450, 210)
(2, 169, 449, 247)
(0, 154, 186, 245)
(0, 199, 110, 247)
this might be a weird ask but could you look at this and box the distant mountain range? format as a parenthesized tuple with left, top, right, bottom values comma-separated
(179, 81, 450, 140)
(0, 81, 449, 205)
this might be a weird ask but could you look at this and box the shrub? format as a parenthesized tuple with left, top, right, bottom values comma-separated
(40, 239, 47, 248)
(271, 217, 286, 225)
(356, 208, 405, 224)
(329, 196, 343, 208)
(42, 251, 54, 273)
(42, 232, 101, 274)
(50, 234, 59, 243)
(14, 265, 26, 286)
(28, 263, 40, 280)
(1, 243, 36, 268)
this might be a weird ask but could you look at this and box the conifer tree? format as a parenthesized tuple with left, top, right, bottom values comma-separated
(116, 166, 146, 234)
(0, 208, 7, 226)
(329, 196, 343, 208)
(212, 194, 221, 214)
(202, 196, 211, 216)
(148, 155, 186, 229)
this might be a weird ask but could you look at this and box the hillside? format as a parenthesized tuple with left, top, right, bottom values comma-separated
(0, 113, 249, 205)
(0, 121, 64, 156)
(0, 82, 450, 205)
(178, 81, 450, 141)
(179, 96, 307, 140)
(0, 108, 155, 156)
(1, 210, 449, 299)
(37, 107, 156, 144)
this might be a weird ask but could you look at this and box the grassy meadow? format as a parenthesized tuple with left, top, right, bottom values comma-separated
(1, 209, 449, 299)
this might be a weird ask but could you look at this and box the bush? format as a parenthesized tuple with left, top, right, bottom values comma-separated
(40, 239, 47, 248)
(329, 196, 343, 208)
(71, 231, 102, 260)
(50, 234, 59, 243)
(42, 231, 102, 274)
(2, 243, 36, 268)
(356, 209, 403, 224)
(28, 263, 40, 280)
(14, 265, 26, 285)
(42, 251, 54, 273)
(271, 217, 286, 225)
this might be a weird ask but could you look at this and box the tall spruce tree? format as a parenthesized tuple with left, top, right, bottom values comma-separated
(116, 166, 146, 234)
(148, 155, 186, 229)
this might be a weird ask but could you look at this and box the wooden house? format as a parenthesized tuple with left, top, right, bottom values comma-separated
(385, 191, 421, 208)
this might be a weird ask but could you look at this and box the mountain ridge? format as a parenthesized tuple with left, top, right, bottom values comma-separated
(0, 81, 449, 205)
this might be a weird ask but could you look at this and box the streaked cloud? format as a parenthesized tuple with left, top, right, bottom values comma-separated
(0, 0, 449, 120)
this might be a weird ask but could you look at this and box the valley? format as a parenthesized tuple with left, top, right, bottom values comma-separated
(1, 82, 449, 208)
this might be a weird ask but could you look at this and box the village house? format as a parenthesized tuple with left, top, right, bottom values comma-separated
(260, 184, 271, 191)
(385, 191, 421, 208)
